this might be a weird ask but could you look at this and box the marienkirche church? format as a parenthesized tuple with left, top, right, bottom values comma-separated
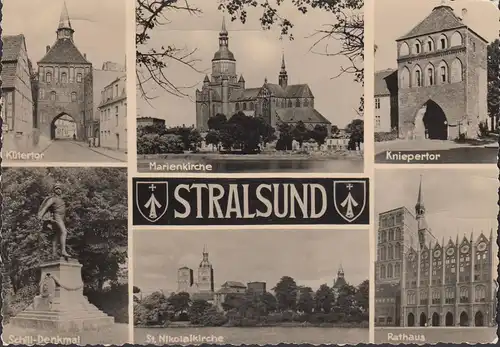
(195, 18, 332, 133)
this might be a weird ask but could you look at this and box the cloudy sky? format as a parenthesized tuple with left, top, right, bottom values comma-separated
(136, 0, 363, 128)
(375, 0, 499, 71)
(3, 0, 126, 69)
(133, 229, 369, 295)
(375, 169, 497, 245)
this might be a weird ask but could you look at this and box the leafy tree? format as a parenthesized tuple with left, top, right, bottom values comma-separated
(168, 291, 191, 315)
(136, 0, 364, 110)
(135, 291, 171, 325)
(310, 124, 329, 146)
(204, 129, 220, 150)
(133, 286, 141, 294)
(261, 291, 278, 313)
(354, 279, 369, 312)
(297, 286, 314, 314)
(292, 121, 310, 148)
(2, 168, 127, 295)
(188, 299, 212, 324)
(487, 39, 500, 129)
(207, 113, 228, 130)
(314, 284, 335, 313)
(346, 118, 363, 150)
(272, 276, 298, 311)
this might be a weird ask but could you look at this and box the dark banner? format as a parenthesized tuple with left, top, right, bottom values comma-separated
(133, 178, 369, 226)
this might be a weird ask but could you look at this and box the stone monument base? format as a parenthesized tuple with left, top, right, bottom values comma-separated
(10, 258, 114, 332)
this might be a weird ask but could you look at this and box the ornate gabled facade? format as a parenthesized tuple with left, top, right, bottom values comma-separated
(37, 1, 92, 141)
(375, 177, 496, 328)
(195, 18, 331, 133)
(377, 2, 488, 140)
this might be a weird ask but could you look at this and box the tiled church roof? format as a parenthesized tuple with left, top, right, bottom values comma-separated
(276, 107, 331, 125)
(229, 88, 261, 101)
(39, 39, 90, 65)
(375, 69, 397, 96)
(397, 5, 464, 40)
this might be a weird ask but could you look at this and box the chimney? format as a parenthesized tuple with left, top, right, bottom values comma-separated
(84, 53, 87, 59)
(46, 45, 50, 53)
(461, 8, 467, 21)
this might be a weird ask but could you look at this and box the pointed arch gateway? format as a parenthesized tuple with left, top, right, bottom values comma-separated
(432, 312, 440, 326)
(419, 312, 427, 326)
(407, 312, 415, 327)
(413, 99, 448, 140)
(460, 311, 469, 326)
(50, 112, 78, 140)
(445, 312, 454, 326)
(475, 311, 484, 327)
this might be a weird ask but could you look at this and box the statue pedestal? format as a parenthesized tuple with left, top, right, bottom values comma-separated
(10, 258, 114, 332)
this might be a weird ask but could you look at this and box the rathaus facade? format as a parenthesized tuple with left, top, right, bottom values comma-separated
(195, 18, 331, 133)
(375, 178, 496, 327)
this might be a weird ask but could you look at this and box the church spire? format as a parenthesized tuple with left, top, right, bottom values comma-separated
(57, 1, 74, 41)
(415, 175, 425, 215)
(219, 17, 229, 47)
(279, 50, 288, 89)
(338, 263, 345, 278)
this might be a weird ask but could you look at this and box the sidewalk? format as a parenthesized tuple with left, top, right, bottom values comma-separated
(73, 142, 127, 162)
(2, 133, 53, 153)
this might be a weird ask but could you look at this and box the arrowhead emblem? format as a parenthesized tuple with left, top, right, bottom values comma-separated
(136, 181, 169, 223)
(333, 180, 367, 223)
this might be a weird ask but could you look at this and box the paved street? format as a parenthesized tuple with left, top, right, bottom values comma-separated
(3, 139, 127, 164)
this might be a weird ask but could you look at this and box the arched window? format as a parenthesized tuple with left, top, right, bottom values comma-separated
(413, 65, 422, 87)
(50, 91, 56, 101)
(413, 41, 421, 54)
(407, 292, 415, 305)
(61, 72, 68, 83)
(451, 59, 463, 83)
(439, 34, 448, 50)
(432, 290, 440, 304)
(399, 42, 410, 56)
(426, 37, 434, 52)
(295, 99, 301, 107)
(235, 102, 240, 111)
(475, 285, 486, 302)
(46, 72, 52, 83)
(381, 230, 387, 242)
(388, 244, 394, 260)
(387, 264, 393, 278)
(288, 100, 292, 107)
(396, 228, 402, 240)
(460, 287, 469, 303)
(380, 264, 386, 279)
(281, 99, 285, 108)
(400, 67, 410, 88)
(243, 103, 247, 110)
(389, 229, 394, 241)
(304, 98, 309, 107)
(395, 263, 401, 277)
(438, 61, 448, 83)
(77, 73, 82, 83)
(420, 290, 428, 305)
(71, 92, 77, 102)
(249, 102, 254, 110)
(381, 246, 387, 261)
(445, 287, 455, 304)
(426, 64, 435, 86)
(451, 31, 463, 47)
(395, 243, 401, 259)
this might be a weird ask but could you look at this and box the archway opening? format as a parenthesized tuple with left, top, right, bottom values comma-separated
(474, 311, 484, 327)
(459, 311, 469, 326)
(407, 313, 415, 327)
(432, 312, 440, 326)
(445, 312, 454, 326)
(422, 100, 448, 140)
(419, 312, 427, 326)
(50, 113, 77, 141)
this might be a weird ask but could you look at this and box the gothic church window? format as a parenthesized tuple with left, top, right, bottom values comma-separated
(445, 287, 455, 304)
(243, 103, 247, 110)
(71, 92, 77, 102)
(426, 37, 434, 52)
(380, 264, 386, 278)
(304, 98, 309, 107)
(250, 102, 255, 110)
(395, 243, 401, 259)
(451, 31, 463, 47)
(475, 285, 486, 302)
(389, 229, 394, 240)
(46, 72, 52, 83)
(387, 264, 393, 278)
(459, 287, 469, 303)
(388, 244, 394, 259)
(395, 263, 401, 276)
(50, 91, 56, 101)
(61, 72, 68, 83)
(439, 61, 448, 83)
(288, 100, 292, 107)
(77, 73, 82, 83)
(413, 66, 422, 87)
(399, 42, 410, 56)
(420, 290, 428, 305)
(296, 99, 301, 107)
(426, 65, 435, 86)
(400, 67, 410, 88)
(235, 103, 240, 111)
(432, 290, 440, 304)
(439, 34, 447, 50)
(450, 59, 463, 83)
(413, 41, 421, 54)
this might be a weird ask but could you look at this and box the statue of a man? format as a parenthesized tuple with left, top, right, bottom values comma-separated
(38, 183, 70, 258)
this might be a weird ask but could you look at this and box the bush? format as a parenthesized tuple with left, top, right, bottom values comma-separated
(455, 132, 467, 143)
(375, 130, 398, 142)
(478, 121, 489, 138)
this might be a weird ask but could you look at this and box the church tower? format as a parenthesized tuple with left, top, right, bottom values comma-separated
(37, 1, 92, 142)
(211, 17, 237, 84)
(278, 52, 288, 89)
(415, 176, 430, 249)
(197, 245, 215, 292)
(332, 264, 347, 298)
